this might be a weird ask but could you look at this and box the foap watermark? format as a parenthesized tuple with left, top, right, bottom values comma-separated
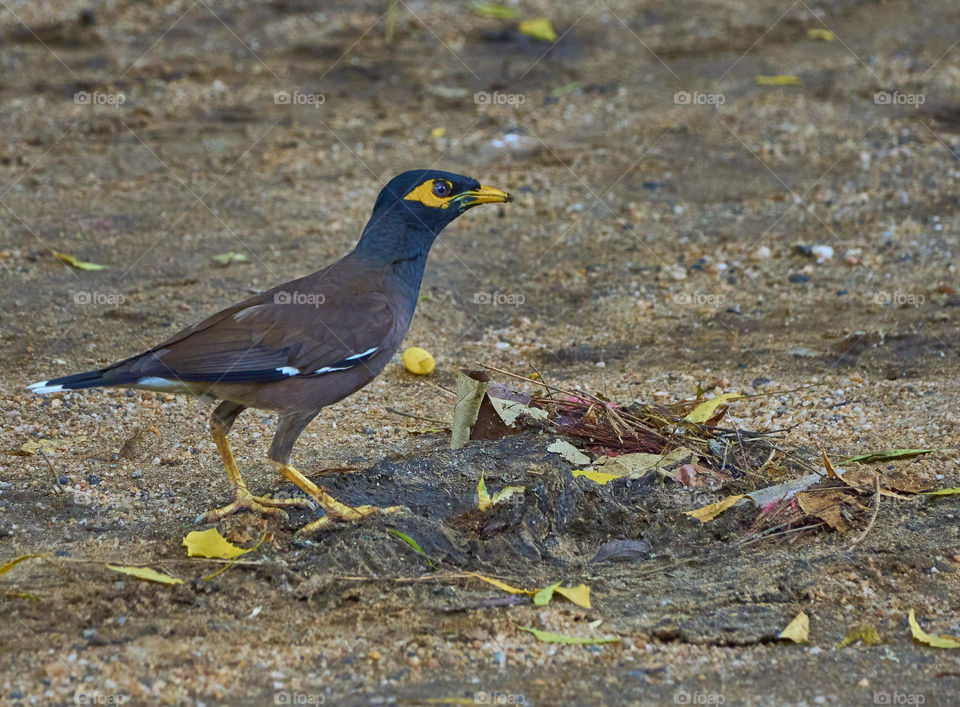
(474, 691, 526, 705)
(874, 90, 925, 107)
(671, 291, 726, 307)
(274, 91, 325, 108)
(873, 290, 925, 308)
(874, 691, 925, 705)
(474, 91, 526, 106)
(473, 290, 525, 307)
(674, 91, 725, 106)
(74, 91, 126, 107)
(274, 691, 325, 705)
(73, 690, 129, 705)
(74, 290, 125, 306)
(274, 290, 326, 307)
(674, 689, 725, 705)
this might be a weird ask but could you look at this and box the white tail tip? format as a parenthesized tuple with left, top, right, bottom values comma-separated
(27, 381, 65, 394)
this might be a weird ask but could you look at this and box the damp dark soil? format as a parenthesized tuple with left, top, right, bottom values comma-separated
(2, 1, 960, 705)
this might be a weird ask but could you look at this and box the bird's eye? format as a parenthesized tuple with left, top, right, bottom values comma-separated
(432, 180, 451, 198)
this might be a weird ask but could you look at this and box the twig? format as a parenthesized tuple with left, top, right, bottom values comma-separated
(527, 362, 554, 400)
(847, 474, 881, 548)
(739, 521, 825, 547)
(385, 407, 449, 425)
(423, 381, 456, 397)
(444, 596, 529, 612)
(477, 361, 580, 398)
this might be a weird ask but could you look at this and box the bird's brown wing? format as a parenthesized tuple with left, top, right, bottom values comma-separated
(116, 271, 397, 384)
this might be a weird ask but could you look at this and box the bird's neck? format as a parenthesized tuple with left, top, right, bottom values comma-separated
(353, 218, 439, 288)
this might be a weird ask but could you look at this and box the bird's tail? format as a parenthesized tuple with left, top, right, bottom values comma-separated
(27, 367, 136, 394)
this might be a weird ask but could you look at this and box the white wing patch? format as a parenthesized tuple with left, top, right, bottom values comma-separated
(310, 346, 379, 375)
(313, 365, 353, 374)
(276, 366, 300, 376)
(345, 346, 379, 361)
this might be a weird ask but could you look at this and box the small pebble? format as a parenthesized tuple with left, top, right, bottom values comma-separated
(811, 245, 834, 261)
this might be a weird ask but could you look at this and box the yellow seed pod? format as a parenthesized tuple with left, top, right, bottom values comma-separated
(402, 346, 435, 375)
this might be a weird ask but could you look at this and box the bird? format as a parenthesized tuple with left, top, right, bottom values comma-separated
(28, 169, 511, 534)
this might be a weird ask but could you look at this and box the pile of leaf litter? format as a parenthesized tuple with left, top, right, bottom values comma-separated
(449, 364, 948, 545)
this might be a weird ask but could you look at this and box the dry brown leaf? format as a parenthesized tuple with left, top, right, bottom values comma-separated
(796, 490, 852, 532)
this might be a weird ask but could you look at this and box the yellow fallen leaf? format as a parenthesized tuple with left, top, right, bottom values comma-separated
(908, 609, 960, 648)
(477, 472, 522, 510)
(6, 591, 40, 601)
(0, 553, 52, 575)
(518, 626, 619, 645)
(534, 581, 560, 606)
(518, 18, 557, 42)
(472, 3, 519, 19)
(11, 439, 59, 456)
(837, 623, 881, 649)
(430, 127, 446, 138)
(182, 528, 254, 559)
(105, 564, 183, 585)
(572, 469, 623, 485)
(756, 75, 801, 86)
(465, 572, 533, 595)
(779, 611, 809, 643)
(920, 487, 960, 497)
(807, 28, 834, 41)
(685, 393, 741, 423)
(555, 584, 591, 609)
(477, 472, 492, 511)
(212, 252, 248, 265)
(403, 346, 435, 375)
(53, 250, 107, 270)
(684, 494, 746, 522)
(491, 486, 524, 505)
(840, 448, 937, 465)
(203, 534, 266, 581)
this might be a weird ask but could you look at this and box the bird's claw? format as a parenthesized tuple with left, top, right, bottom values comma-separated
(295, 503, 405, 535)
(198, 487, 314, 524)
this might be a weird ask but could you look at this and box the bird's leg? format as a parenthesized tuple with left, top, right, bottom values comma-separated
(200, 402, 312, 523)
(273, 463, 402, 534)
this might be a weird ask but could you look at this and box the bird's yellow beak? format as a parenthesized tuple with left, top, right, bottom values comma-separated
(455, 185, 512, 208)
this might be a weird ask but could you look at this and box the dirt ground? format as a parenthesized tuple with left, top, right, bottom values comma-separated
(2, 0, 960, 704)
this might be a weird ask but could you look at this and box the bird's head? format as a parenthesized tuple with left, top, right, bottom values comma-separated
(356, 169, 510, 262)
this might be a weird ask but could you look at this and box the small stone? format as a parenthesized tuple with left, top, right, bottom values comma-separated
(87, 474, 101, 486)
(789, 274, 810, 283)
(752, 245, 771, 260)
(811, 245, 834, 262)
(368, 650, 381, 662)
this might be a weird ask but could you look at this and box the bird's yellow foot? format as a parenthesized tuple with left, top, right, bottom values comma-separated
(272, 462, 402, 534)
(296, 502, 404, 536)
(198, 487, 313, 524)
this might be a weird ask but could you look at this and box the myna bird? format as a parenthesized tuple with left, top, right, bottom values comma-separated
(28, 170, 511, 534)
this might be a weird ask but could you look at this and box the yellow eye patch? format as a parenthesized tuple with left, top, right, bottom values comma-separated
(404, 179, 454, 209)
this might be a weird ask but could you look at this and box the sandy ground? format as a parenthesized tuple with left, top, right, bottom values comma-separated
(2, 0, 960, 705)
